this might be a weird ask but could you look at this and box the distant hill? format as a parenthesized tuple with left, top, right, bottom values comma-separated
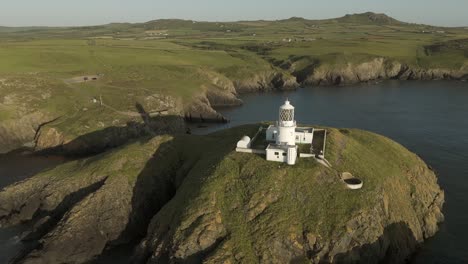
(279, 12, 403, 25)
(0, 12, 436, 33)
(335, 12, 404, 25)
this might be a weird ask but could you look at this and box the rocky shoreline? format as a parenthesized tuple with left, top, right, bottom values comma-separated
(189, 58, 468, 126)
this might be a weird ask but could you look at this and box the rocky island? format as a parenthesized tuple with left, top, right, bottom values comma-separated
(0, 124, 444, 263)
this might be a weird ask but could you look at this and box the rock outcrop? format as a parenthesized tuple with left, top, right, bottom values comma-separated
(0, 112, 57, 154)
(0, 125, 444, 263)
(293, 57, 468, 86)
(233, 71, 298, 93)
(184, 70, 298, 123)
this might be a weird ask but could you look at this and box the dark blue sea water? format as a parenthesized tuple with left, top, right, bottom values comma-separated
(1, 80, 467, 263)
(202, 80, 468, 264)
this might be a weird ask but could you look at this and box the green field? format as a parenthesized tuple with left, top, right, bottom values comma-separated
(1, 12, 468, 143)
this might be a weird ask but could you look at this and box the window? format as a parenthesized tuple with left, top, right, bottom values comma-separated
(274, 152, 279, 155)
(282, 153, 287, 156)
(296, 135, 299, 140)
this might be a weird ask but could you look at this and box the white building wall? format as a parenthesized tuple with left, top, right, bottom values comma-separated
(278, 125, 296, 145)
(287, 146, 297, 165)
(266, 145, 298, 165)
(267, 125, 314, 145)
(294, 131, 314, 144)
(266, 148, 287, 163)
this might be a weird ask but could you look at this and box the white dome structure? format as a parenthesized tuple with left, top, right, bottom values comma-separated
(236, 136, 251, 149)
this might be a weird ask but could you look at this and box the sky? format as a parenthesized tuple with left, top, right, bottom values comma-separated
(1, 0, 467, 27)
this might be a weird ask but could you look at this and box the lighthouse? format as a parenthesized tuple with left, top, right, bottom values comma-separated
(263, 99, 302, 165)
(236, 99, 315, 166)
(277, 99, 297, 146)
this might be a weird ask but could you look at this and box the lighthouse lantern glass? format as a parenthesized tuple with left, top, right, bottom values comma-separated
(280, 109, 294, 122)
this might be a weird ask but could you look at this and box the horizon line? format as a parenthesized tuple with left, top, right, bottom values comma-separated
(1, 12, 467, 29)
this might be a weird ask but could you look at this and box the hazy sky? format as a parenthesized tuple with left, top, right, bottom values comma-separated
(1, 0, 467, 27)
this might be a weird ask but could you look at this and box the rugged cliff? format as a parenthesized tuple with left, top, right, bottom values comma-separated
(233, 71, 299, 93)
(0, 125, 444, 263)
(187, 57, 468, 125)
(0, 111, 56, 154)
(290, 57, 468, 86)
(185, 70, 298, 122)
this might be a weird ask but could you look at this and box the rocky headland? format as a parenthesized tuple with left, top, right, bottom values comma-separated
(0, 125, 444, 263)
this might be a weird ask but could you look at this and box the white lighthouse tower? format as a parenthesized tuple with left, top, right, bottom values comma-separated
(263, 99, 299, 165)
(277, 99, 296, 145)
(236, 99, 315, 166)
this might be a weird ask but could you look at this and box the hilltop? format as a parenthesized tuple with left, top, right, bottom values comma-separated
(337, 12, 404, 25)
(0, 12, 468, 155)
(0, 124, 444, 263)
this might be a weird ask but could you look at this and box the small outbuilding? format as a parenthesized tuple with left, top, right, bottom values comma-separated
(236, 136, 251, 149)
(266, 144, 297, 165)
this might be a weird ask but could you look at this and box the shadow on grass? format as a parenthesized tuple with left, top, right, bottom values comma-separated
(96, 124, 259, 263)
(93, 138, 181, 264)
(36, 103, 184, 157)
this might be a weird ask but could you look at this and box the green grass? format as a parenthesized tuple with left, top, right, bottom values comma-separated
(35, 134, 174, 184)
(297, 143, 312, 154)
(1, 13, 467, 140)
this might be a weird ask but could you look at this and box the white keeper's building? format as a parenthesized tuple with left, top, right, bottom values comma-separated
(236, 99, 315, 165)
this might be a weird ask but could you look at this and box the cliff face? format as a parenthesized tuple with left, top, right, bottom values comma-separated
(0, 112, 57, 154)
(0, 135, 181, 263)
(294, 58, 468, 86)
(233, 71, 299, 93)
(0, 125, 444, 263)
(185, 70, 298, 122)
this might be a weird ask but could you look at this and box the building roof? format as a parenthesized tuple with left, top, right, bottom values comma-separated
(280, 100, 294, 110)
(295, 127, 314, 133)
(266, 143, 295, 151)
(240, 135, 251, 142)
